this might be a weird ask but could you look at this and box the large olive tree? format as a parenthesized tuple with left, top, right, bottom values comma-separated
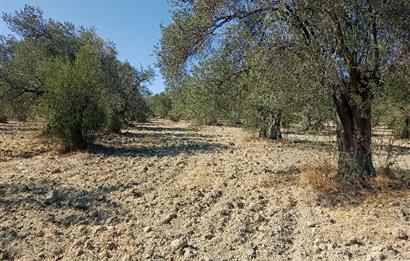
(158, 0, 410, 181)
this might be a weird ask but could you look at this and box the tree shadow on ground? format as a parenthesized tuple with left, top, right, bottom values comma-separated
(119, 131, 213, 140)
(91, 126, 228, 157)
(0, 179, 138, 258)
(131, 125, 189, 132)
(0, 122, 41, 133)
(289, 138, 410, 155)
(89, 142, 229, 157)
(382, 144, 410, 155)
(0, 180, 131, 227)
(290, 139, 337, 151)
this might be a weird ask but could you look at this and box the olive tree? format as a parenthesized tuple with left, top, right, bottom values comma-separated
(41, 39, 108, 149)
(1, 5, 154, 147)
(374, 55, 410, 139)
(158, 0, 410, 181)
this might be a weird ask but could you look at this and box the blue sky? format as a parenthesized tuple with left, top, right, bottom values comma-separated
(0, 0, 171, 94)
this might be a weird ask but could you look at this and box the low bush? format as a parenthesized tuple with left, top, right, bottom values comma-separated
(41, 42, 108, 150)
(301, 161, 341, 193)
(0, 114, 8, 123)
(108, 114, 123, 133)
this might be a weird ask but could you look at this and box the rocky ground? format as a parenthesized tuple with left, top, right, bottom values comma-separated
(0, 120, 409, 260)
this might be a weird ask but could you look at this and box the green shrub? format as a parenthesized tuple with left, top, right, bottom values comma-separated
(392, 118, 410, 139)
(149, 93, 172, 118)
(108, 114, 123, 133)
(0, 115, 7, 123)
(41, 41, 108, 150)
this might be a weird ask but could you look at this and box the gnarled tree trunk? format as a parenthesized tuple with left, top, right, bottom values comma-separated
(258, 108, 282, 140)
(334, 92, 376, 181)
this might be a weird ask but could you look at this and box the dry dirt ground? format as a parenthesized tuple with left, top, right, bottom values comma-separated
(0, 119, 409, 261)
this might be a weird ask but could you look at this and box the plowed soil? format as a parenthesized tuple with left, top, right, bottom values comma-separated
(0, 120, 409, 260)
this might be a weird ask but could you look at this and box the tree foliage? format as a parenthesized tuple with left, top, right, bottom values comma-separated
(158, 0, 410, 180)
(1, 5, 153, 148)
(149, 93, 173, 119)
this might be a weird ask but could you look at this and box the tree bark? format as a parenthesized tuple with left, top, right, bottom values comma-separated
(334, 93, 376, 181)
(267, 111, 282, 140)
(258, 108, 282, 140)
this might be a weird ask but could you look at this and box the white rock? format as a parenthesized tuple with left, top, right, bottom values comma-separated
(143, 226, 153, 233)
(163, 213, 177, 224)
(170, 238, 187, 251)
(391, 228, 408, 240)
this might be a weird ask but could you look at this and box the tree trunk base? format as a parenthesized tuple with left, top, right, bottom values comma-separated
(258, 108, 282, 140)
(337, 125, 376, 186)
(400, 117, 410, 139)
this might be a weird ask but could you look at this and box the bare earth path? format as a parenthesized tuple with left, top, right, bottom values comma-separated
(0, 120, 409, 260)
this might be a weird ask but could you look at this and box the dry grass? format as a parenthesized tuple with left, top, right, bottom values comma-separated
(300, 158, 410, 209)
(362, 172, 410, 207)
(373, 172, 397, 190)
(301, 162, 342, 193)
(176, 168, 221, 190)
(236, 129, 259, 145)
(235, 128, 288, 146)
(372, 165, 409, 190)
(257, 175, 279, 189)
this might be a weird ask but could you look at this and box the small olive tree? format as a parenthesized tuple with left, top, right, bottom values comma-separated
(41, 40, 108, 149)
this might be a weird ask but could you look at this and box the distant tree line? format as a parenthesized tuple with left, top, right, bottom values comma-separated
(0, 5, 154, 149)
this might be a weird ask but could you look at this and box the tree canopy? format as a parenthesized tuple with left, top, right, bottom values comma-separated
(158, 0, 410, 180)
(0, 5, 154, 148)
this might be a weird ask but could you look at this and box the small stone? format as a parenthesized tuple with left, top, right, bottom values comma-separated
(327, 241, 338, 250)
(105, 217, 114, 225)
(107, 242, 117, 251)
(17, 230, 30, 239)
(346, 237, 364, 246)
(313, 245, 323, 254)
(51, 168, 62, 174)
(143, 226, 152, 233)
(45, 190, 58, 203)
(344, 250, 353, 259)
(120, 253, 131, 261)
(204, 234, 213, 240)
(185, 222, 193, 229)
(308, 222, 317, 228)
(133, 191, 143, 198)
(163, 213, 177, 224)
(386, 245, 399, 255)
(76, 249, 84, 256)
(84, 240, 94, 250)
(183, 247, 198, 258)
(391, 228, 408, 240)
(106, 226, 115, 234)
(249, 246, 257, 259)
(170, 238, 187, 251)
(92, 226, 103, 235)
